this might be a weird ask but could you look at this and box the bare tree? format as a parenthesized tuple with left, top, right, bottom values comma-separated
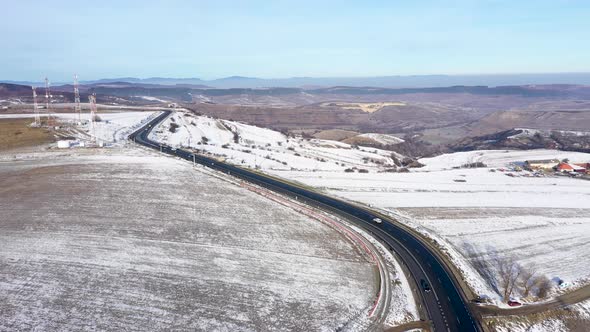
(507, 262, 524, 300)
(462, 243, 550, 302)
(535, 275, 552, 299)
(497, 258, 512, 301)
(519, 264, 538, 298)
(496, 255, 523, 301)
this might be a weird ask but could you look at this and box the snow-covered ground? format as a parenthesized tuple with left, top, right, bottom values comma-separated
(510, 128, 590, 139)
(0, 111, 420, 330)
(418, 149, 590, 172)
(576, 298, 590, 319)
(0, 148, 381, 331)
(144, 111, 423, 327)
(149, 111, 403, 172)
(146, 111, 590, 305)
(135, 96, 169, 103)
(82, 111, 157, 143)
(271, 149, 590, 304)
(488, 298, 590, 331)
(356, 133, 404, 145)
(0, 111, 156, 144)
(494, 319, 569, 332)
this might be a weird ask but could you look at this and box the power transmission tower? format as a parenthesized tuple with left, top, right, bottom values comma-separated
(74, 74, 81, 123)
(44, 77, 55, 127)
(32, 87, 41, 126)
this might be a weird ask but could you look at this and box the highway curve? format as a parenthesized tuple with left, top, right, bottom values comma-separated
(129, 111, 483, 332)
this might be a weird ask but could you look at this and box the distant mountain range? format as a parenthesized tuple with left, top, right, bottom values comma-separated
(3, 73, 590, 89)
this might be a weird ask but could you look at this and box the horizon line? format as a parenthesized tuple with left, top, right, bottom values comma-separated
(3, 71, 590, 83)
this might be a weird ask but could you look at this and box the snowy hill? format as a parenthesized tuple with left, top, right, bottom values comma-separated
(418, 149, 590, 172)
(149, 111, 404, 172)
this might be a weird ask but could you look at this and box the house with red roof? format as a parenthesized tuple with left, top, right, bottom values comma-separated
(556, 162, 586, 173)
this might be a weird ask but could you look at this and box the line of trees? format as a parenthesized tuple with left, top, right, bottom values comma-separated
(464, 244, 552, 302)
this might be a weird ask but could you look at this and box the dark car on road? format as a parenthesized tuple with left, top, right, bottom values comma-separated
(420, 279, 431, 292)
(507, 300, 522, 307)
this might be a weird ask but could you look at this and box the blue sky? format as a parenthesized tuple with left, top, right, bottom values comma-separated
(2, 0, 589, 81)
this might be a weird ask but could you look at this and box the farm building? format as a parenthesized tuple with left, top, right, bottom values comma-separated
(555, 162, 587, 173)
(525, 159, 560, 170)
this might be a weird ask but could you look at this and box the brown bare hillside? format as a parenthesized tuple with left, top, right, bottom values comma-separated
(362, 103, 483, 133)
(189, 103, 367, 131)
(468, 110, 590, 135)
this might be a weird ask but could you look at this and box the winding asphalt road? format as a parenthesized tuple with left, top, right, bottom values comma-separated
(129, 111, 483, 332)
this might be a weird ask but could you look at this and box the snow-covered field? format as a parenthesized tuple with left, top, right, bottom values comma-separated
(135, 96, 169, 103)
(418, 149, 590, 172)
(576, 298, 590, 319)
(0, 111, 156, 145)
(488, 298, 590, 332)
(356, 133, 404, 145)
(0, 110, 424, 330)
(146, 111, 590, 305)
(82, 111, 157, 143)
(149, 111, 403, 172)
(0, 148, 380, 331)
(495, 319, 569, 332)
(272, 150, 590, 304)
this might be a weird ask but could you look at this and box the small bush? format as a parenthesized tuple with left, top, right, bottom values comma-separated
(462, 162, 487, 168)
(344, 168, 355, 173)
(408, 161, 425, 168)
(358, 169, 369, 173)
(169, 122, 180, 133)
(391, 155, 402, 167)
(402, 158, 424, 168)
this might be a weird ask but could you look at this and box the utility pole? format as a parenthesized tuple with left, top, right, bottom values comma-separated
(32, 87, 40, 127)
(74, 74, 81, 123)
(88, 93, 97, 144)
